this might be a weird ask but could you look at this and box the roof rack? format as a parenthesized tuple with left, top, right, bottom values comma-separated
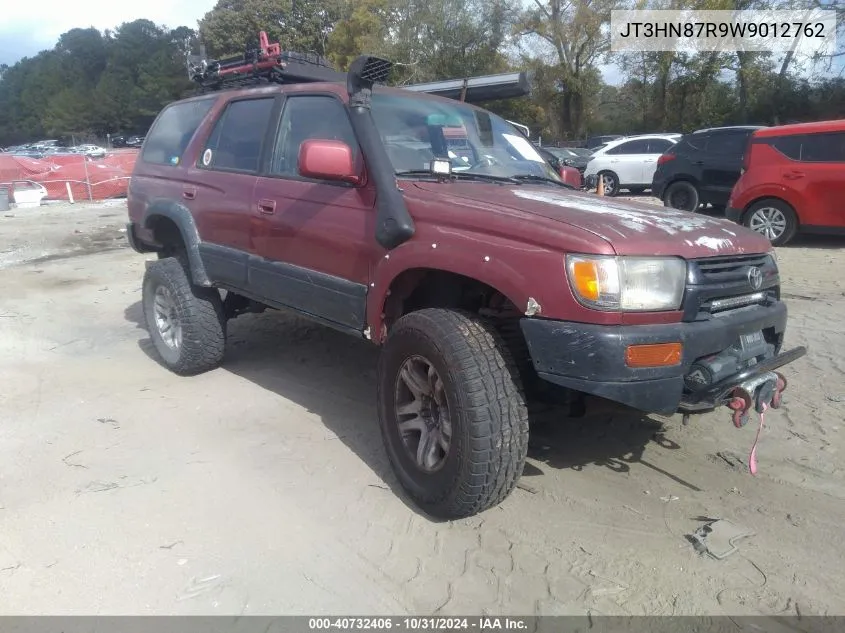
(187, 31, 347, 92)
(186, 30, 532, 105)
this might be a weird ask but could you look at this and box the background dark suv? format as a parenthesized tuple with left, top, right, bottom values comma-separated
(652, 126, 765, 212)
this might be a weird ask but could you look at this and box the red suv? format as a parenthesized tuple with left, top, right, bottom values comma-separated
(727, 120, 845, 246)
(126, 45, 806, 518)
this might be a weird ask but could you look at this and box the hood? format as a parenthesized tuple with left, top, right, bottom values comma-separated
(410, 182, 772, 258)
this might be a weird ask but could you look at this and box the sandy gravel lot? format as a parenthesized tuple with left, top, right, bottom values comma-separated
(0, 200, 843, 617)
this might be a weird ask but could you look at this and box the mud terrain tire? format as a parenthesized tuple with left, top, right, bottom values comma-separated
(377, 308, 529, 519)
(142, 256, 226, 376)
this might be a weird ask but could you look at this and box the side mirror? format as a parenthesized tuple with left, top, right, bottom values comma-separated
(298, 139, 361, 185)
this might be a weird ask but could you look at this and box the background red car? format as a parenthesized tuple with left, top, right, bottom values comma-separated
(727, 119, 845, 246)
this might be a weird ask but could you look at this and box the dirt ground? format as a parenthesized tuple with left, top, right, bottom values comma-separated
(1, 200, 843, 617)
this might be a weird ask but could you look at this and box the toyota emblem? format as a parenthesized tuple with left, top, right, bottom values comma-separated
(747, 266, 763, 290)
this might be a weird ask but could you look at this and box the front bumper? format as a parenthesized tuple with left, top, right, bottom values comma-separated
(520, 305, 806, 416)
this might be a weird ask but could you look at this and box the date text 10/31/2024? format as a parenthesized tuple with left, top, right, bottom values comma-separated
(308, 618, 529, 631)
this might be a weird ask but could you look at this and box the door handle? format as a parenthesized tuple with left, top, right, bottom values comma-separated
(783, 171, 805, 180)
(693, 161, 704, 165)
(182, 186, 196, 200)
(258, 199, 276, 215)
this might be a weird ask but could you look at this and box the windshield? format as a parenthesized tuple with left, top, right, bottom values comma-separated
(371, 92, 562, 182)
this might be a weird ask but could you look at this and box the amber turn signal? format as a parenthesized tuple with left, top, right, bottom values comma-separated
(625, 343, 682, 368)
(569, 259, 601, 302)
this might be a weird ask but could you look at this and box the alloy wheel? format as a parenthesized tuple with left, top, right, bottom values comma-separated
(749, 206, 787, 241)
(152, 285, 183, 351)
(394, 355, 453, 472)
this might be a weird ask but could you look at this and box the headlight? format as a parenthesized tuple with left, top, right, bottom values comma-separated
(565, 255, 687, 311)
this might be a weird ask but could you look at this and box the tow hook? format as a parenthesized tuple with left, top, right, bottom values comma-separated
(725, 371, 788, 474)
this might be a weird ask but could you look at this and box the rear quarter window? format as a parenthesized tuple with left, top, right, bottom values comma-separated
(141, 98, 217, 167)
(680, 135, 705, 152)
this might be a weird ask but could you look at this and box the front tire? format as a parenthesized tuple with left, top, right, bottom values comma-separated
(142, 256, 226, 376)
(377, 309, 529, 519)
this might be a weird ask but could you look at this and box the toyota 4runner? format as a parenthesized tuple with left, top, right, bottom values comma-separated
(126, 48, 807, 519)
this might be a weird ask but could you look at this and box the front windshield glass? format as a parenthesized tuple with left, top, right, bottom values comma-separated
(371, 92, 562, 182)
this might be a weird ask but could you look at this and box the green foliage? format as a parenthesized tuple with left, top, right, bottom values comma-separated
(0, 20, 195, 144)
(198, 0, 347, 59)
(327, 0, 512, 83)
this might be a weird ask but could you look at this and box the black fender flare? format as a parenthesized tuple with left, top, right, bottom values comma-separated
(142, 200, 211, 287)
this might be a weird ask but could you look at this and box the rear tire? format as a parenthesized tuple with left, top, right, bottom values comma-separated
(142, 256, 226, 376)
(663, 181, 700, 212)
(743, 199, 798, 246)
(377, 309, 529, 519)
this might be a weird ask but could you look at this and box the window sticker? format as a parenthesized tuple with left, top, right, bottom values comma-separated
(202, 149, 213, 166)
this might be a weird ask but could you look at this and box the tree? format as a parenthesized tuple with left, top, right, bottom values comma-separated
(514, 0, 614, 136)
(198, 0, 347, 59)
(326, 0, 391, 70)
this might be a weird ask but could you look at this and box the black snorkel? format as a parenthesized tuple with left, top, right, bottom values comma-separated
(345, 55, 416, 251)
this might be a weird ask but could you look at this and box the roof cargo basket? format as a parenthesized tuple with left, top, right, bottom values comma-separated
(186, 30, 532, 105)
(187, 31, 346, 92)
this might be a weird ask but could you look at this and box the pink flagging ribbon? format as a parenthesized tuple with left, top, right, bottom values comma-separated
(749, 402, 768, 475)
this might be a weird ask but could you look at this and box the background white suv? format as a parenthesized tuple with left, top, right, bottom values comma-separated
(583, 134, 680, 196)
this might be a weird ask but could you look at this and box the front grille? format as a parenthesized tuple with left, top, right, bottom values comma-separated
(694, 254, 771, 283)
(682, 253, 779, 321)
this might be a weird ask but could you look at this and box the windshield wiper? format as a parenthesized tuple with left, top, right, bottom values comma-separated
(395, 170, 521, 184)
(511, 174, 575, 190)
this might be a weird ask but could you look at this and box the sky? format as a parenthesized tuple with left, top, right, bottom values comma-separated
(0, 0, 217, 66)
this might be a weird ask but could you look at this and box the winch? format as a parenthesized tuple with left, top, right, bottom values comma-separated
(684, 330, 774, 392)
(681, 330, 791, 476)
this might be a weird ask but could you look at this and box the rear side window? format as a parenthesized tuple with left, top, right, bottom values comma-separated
(647, 139, 674, 153)
(142, 98, 216, 166)
(607, 139, 650, 155)
(771, 136, 803, 160)
(199, 97, 276, 173)
(770, 132, 845, 162)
